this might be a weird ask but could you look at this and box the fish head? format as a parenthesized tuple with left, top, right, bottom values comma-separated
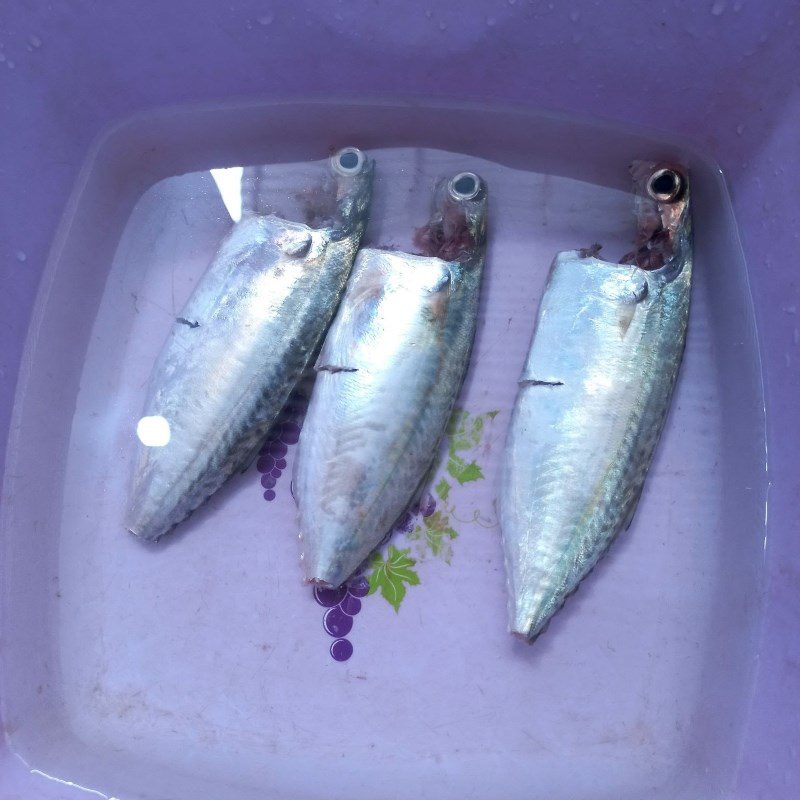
(414, 171, 488, 267)
(623, 161, 691, 274)
(326, 146, 375, 237)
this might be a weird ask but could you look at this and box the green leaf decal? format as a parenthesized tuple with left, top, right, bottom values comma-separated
(447, 454, 484, 485)
(446, 409, 476, 453)
(445, 409, 468, 438)
(367, 545, 420, 612)
(470, 414, 484, 443)
(423, 511, 458, 562)
(446, 408, 499, 455)
(389, 406, 497, 571)
(434, 478, 451, 502)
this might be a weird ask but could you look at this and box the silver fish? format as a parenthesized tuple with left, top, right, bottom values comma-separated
(127, 148, 374, 541)
(500, 162, 691, 640)
(294, 171, 488, 587)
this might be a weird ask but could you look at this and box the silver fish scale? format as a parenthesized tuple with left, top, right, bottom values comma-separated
(295, 247, 483, 588)
(127, 206, 367, 541)
(500, 224, 692, 640)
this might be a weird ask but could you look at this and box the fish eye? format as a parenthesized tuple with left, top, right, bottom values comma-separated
(448, 172, 481, 201)
(331, 147, 365, 176)
(647, 168, 684, 203)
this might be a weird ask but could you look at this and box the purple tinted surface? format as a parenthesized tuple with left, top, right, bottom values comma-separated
(0, 1, 798, 797)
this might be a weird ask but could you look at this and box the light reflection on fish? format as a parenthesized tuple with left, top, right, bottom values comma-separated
(500, 162, 692, 641)
(294, 171, 488, 588)
(126, 148, 374, 541)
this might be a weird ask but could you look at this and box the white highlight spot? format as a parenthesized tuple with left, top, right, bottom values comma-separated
(210, 166, 244, 223)
(136, 415, 171, 447)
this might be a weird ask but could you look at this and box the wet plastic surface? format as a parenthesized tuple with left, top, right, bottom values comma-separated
(1, 3, 798, 800)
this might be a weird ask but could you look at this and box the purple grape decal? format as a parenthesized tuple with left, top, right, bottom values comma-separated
(419, 493, 437, 518)
(314, 572, 369, 662)
(339, 594, 362, 616)
(280, 421, 301, 444)
(268, 440, 288, 458)
(323, 606, 353, 638)
(256, 385, 309, 502)
(253, 405, 500, 663)
(347, 575, 369, 598)
(394, 511, 415, 534)
(313, 585, 347, 608)
(330, 638, 353, 662)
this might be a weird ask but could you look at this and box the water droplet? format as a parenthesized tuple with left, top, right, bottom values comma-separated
(28, 34, 42, 48)
(0, 52, 5, 62)
(439, 20, 447, 30)
(759, 32, 768, 43)
(737, 123, 745, 135)
(733, 0, 745, 9)
(258, 12, 274, 25)
(508, 0, 517, 4)
(6, 60, 15, 69)
(783, 305, 796, 315)
(487, 15, 496, 25)
(569, 9, 580, 21)
(15, 250, 27, 262)
(785, 353, 791, 368)
(425, 8, 433, 18)
(711, 0, 726, 14)
(572, 31, 583, 43)
(793, 328, 799, 346)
